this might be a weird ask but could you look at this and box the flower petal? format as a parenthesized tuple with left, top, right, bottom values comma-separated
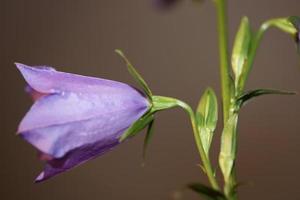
(18, 83, 149, 133)
(34, 138, 121, 182)
(25, 86, 47, 101)
(21, 100, 147, 158)
(154, 0, 179, 8)
(16, 63, 144, 96)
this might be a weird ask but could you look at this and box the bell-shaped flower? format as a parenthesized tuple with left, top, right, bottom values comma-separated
(153, 0, 179, 8)
(16, 63, 150, 182)
(153, 0, 204, 9)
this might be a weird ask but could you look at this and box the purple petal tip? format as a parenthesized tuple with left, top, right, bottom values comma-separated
(154, 0, 179, 9)
(35, 172, 45, 183)
(15, 62, 27, 71)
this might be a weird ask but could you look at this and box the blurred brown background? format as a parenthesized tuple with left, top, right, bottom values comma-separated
(1, 0, 300, 199)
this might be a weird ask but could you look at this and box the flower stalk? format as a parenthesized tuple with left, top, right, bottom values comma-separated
(240, 18, 298, 92)
(213, 0, 239, 199)
(213, 0, 233, 124)
(152, 96, 220, 190)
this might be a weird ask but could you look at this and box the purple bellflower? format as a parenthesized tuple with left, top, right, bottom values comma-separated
(153, 0, 204, 9)
(16, 63, 150, 182)
(154, 0, 179, 8)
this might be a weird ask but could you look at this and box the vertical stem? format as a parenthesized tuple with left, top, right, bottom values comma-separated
(213, 1, 238, 199)
(214, 0, 232, 124)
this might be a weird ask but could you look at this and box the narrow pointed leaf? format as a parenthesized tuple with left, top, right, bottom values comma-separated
(196, 88, 218, 156)
(188, 183, 225, 200)
(237, 89, 296, 108)
(115, 49, 153, 100)
(143, 118, 155, 159)
(219, 114, 238, 182)
(232, 17, 252, 94)
(119, 112, 154, 142)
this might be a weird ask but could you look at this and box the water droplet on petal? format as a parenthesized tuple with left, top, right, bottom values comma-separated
(35, 65, 56, 71)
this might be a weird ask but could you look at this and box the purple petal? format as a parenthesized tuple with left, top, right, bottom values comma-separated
(297, 29, 300, 50)
(154, 0, 179, 8)
(20, 95, 147, 158)
(31, 113, 142, 182)
(35, 133, 122, 182)
(16, 63, 143, 96)
(25, 86, 47, 101)
(17, 63, 149, 133)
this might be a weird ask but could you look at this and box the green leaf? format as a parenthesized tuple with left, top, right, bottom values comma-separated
(232, 17, 252, 94)
(119, 112, 154, 142)
(143, 118, 155, 159)
(219, 114, 238, 182)
(237, 88, 296, 108)
(115, 49, 153, 100)
(196, 88, 218, 156)
(188, 183, 225, 200)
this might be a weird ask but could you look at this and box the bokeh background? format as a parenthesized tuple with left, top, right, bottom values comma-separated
(1, 0, 300, 199)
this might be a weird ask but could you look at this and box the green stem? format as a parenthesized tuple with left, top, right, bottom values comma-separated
(152, 96, 220, 190)
(177, 100, 220, 190)
(240, 18, 296, 91)
(213, 0, 232, 124)
(213, 1, 238, 199)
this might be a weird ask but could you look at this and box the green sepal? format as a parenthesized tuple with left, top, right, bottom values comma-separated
(187, 183, 226, 200)
(236, 88, 296, 109)
(119, 95, 183, 149)
(115, 49, 153, 100)
(232, 17, 252, 94)
(119, 111, 154, 142)
(196, 88, 218, 156)
(143, 118, 155, 159)
(151, 95, 182, 112)
(219, 114, 238, 182)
